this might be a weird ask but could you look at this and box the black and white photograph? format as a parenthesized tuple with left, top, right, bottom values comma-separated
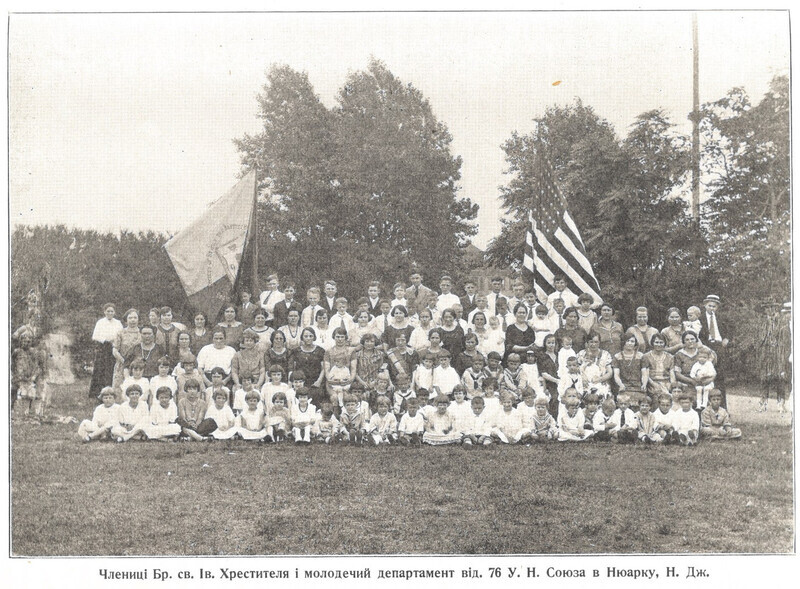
(5, 6, 795, 585)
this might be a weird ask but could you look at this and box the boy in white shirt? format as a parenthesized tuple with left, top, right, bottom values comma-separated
(367, 396, 398, 445)
(672, 392, 700, 446)
(592, 398, 620, 442)
(557, 396, 591, 441)
(462, 396, 494, 447)
(557, 355, 584, 403)
(653, 392, 678, 443)
(614, 393, 638, 443)
(397, 397, 425, 445)
(392, 373, 416, 419)
(436, 276, 460, 315)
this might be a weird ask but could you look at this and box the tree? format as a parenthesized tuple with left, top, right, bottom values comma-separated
(699, 75, 790, 382)
(488, 102, 708, 323)
(234, 60, 478, 301)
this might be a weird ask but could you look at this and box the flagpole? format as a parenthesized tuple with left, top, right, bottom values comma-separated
(251, 168, 259, 294)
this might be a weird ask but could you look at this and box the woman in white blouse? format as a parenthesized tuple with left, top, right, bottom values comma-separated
(89, 303, 123, 398)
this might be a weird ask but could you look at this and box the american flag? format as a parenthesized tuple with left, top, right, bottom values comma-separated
(522, 148, 601, 305)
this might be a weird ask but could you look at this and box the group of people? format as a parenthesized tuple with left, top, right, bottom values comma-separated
(74, 272, 759, 446)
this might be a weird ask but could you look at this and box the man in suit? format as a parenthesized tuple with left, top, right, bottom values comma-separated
(698, 294, 731, 408)
(486, 276, 505, 316)
(321, 280, 338, 316)
(407, 272, 434, 312)
(460, 280, 478, 317)
(366, 281, 382, 318)
(506, 280, 527, 312)
(272, 283, 303, 328)
(238, 291, 257, 328)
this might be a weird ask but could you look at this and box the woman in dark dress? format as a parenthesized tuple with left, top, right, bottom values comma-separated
(504, 303, 535, 362)
(438, 309, 465, 359)
(89, 303, 122, 398)
(554, 307, 588, 352)
(289, 327, 326, 407)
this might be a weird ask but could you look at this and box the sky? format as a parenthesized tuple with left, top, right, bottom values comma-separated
(8, 10, 790, 249)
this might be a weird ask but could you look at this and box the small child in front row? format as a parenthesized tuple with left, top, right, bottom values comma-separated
(500, 353, 525, 403)
(291, 387, 317, 443)
(144, 386, 182, 441)
(558, 395, 591, 441)
(205, 388, 238, 440)
(700, 389, 742, 440)
(592, 398, 620, 442)
(690, 349, 716, 410)
(529, 396, 558, 442)
(111, 384, 150, 442)
(672, 392, 700, 445)
(423, 394, 462, 445)
(339, 393, 366, 444)
(462, 354, 486, 399)
(635, 396, 664, 443)
(448, 385, 473, 436)
(492, 392, 531, 444)
(177, 379, 217, 441)
(653, 392, 677, 442)
(312, 402, 341, 444)
(367, 395, 398, 445)
(78, 387, 119, 442)
(397, 397, 425, 445)
(236, 390, 267, 441)
(462, 396, 493, 447)
(268, 392, 290, 442)
(614, 393, 638, 444)
(582, 393, 600, 434)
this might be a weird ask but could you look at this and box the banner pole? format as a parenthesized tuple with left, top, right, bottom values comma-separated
(251, 169, 259, 294)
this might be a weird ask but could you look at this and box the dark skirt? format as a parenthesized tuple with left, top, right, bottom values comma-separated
(89, 341, 115, 398)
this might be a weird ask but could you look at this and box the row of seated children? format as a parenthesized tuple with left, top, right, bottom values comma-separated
(79, 369, 741, 445)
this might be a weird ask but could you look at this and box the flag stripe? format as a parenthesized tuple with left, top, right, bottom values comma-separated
(533, 226, 599, 299)
(554, 226, 598, 281)
(523, 148, 601, 305)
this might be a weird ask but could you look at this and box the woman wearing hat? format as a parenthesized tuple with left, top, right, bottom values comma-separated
(89, 303, 123, 399)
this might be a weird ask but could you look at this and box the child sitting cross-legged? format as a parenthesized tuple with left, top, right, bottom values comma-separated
(614, 393, 638, 444)
(111, 384, 150, 442)
(78, 387, 119, 442)
(423, 394, 463, 445)
(634, 395, 663, 443)
(339, 393, 366, 444)
(529, 396, 558, 442)
(461, 395, 494, 447)
(177, 379, 217, 441)
(397, 397, 425, 446)
(557, 393, 591, 441)
(700, 389, 742, 440)
(205, 388, 238, 440)
(492, 391, 531, 444)
(366, 395, 398, 445)
(312, 402, 341, 444)
(672, 392, 701, 446)
(592, 397, 620, 442)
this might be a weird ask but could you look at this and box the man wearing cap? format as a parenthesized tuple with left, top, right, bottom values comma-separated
(698, 295, 730, 408)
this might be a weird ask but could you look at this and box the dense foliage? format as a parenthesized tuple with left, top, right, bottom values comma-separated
(234, 60, 479, 300)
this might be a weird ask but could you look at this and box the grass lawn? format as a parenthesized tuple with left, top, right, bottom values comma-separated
(10, 380, 794, 556)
